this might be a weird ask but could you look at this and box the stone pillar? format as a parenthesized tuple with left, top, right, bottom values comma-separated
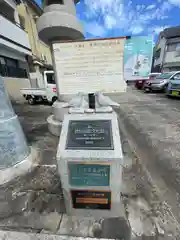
(0, 76, 37, 185)
(37, 0, 85, 136)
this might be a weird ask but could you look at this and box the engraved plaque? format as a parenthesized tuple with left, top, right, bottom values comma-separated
(66, 120, 113, 150)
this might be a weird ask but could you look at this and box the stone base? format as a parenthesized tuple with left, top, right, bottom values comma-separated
(47, 114, 62, 136)
(52, 101, 69, 122)
(47, 100, 68, 136)
(0, 147, 39, 186)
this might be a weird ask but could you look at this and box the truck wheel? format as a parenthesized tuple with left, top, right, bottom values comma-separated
(163, 85, 168, 93)
(51, 96, 58, 105)
(28, 96, 36, 105)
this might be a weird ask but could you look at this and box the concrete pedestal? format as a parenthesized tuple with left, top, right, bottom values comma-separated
(57, 112, 124, 218)
(47, 99, 114, 136)
(47, 101, 69, 136)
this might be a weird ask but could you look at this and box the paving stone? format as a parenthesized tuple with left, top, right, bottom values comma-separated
(0, 189, 35, 219)
(0, 212, 62, 232)
(5, 231, 35, 240)
(0, 230, 7, 240)
(29, 191, 65, 213)
(57, 215, 98, 237)
(101, 217, 131, 240)
(1, 230, 113, 240)
(127, 197, 156, 237)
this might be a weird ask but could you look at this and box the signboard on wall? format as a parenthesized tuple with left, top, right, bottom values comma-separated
(52, 38, 127, 94)
(124, 36, 153, 81)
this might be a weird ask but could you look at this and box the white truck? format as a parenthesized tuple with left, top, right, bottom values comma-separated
(21, 70, 58, 105)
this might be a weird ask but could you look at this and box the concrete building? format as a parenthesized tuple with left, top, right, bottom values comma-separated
(154, 26, 180, 72)
(37, 0, 84, 46)
(0, 0, 38, 193)
(0, 0, 32, 100)
(17, 0, 53, 84)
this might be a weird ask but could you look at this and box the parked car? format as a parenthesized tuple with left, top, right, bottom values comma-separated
(166, 79, 180, 97)
(134, 73, 160, 89)
(144, 71, 180, 93)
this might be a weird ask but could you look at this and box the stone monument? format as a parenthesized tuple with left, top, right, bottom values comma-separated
(57, 104, 125, 218)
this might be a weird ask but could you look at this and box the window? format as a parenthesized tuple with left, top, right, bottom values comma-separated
(175, 43, 180, 57)
(0, 56, 28, 78)
(172, 73, 180, 80)
(156, 73, 173, 79)
(46, 72, 55, 84)
(46, 0, 63, 5)
(167, 43, 180, 52)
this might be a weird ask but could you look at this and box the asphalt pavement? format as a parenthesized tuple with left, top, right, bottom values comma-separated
(113, 87, 180, 238)
(0, 94, 179, 239)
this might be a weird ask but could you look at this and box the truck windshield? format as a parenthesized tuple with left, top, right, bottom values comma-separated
(46, 73, 55, 84)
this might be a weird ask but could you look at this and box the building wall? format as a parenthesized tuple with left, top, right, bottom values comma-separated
(164, 51, 180, 63)
(3, 77, 31, 102)
(0, 14, 31, 54)
(154, 37, 166, 68)
(0, 46, 27, 62)
(17, 3, 52, 66)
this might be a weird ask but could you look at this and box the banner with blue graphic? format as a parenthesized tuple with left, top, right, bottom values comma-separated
(124, 36, 153, 81)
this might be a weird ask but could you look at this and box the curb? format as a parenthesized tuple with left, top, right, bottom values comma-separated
(0, 230, 113, 240)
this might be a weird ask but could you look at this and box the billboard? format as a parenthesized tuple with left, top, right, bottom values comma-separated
(124, 36, 153, 81)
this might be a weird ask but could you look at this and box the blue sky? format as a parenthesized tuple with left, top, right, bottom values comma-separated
(36, 0, 180, 41)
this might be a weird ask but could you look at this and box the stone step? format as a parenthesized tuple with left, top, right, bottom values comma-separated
(0, 230, 115, 240)
(0, 212, 131, 239)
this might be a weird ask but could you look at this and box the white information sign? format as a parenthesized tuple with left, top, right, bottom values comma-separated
(52, 38, 127, 95)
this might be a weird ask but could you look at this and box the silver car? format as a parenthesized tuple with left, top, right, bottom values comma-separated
(144, 71, 180, 92)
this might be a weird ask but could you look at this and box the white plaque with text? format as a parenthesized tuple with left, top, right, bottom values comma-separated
(52, 38, 127, 95)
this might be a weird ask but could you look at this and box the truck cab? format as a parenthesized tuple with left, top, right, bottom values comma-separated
(44, 70, 57, 103)
(21, 70, 58, 105)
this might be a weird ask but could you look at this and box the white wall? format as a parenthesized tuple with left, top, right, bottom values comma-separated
(3, 77, 31, 102)
(0, 45, 26, 62)
(164, 51, 180, 63)
(0, 15, 31, 55)
(154, 38, 166, 67)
